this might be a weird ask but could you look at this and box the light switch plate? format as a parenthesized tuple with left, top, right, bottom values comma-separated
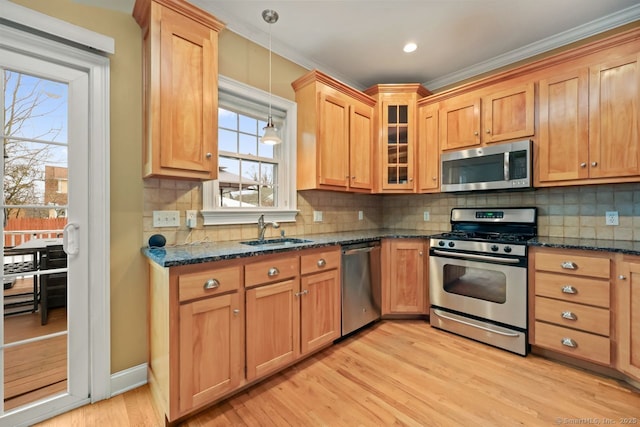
(423, 211, 430, 221)
(358, 211, 364, 221)
(153, 210, 180, 227)
(313, 211, 323, 222)
(605, 211, 619, 226)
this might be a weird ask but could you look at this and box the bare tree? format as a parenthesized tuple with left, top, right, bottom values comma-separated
(3, 70, 64, 219)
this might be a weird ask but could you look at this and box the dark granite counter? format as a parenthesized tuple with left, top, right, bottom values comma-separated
(142, 229, 443, 267)
(529, 237, 640, 256)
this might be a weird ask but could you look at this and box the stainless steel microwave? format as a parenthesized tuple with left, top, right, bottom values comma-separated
(440, 140, 532, 192)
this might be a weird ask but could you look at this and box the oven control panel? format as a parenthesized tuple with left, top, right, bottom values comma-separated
(430, 238, 526, 257)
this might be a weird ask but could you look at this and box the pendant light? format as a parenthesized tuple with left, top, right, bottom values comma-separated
(260, 9, 281, 145)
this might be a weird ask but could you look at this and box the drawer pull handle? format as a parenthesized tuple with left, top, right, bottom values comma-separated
(268, 267, 279, 277)
(561, 261, 577, 270)
(295, 289, 309, 297)
(561, 311, 577, 321)
(317, 258, 326, 268)
(561, 285, 577, 294)
(561, 337, 577, 348)
(204, 279, 220, 290)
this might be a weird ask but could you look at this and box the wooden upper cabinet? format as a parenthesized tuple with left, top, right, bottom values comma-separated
(538, 54, 640, 185)
(293, 70, 375, 192)
(133, 0, 224, 180)
(417, 103, 440, 193)
(589, 54, 640, 179)
(364, 84, 430, 193)
(440, 83, 534, 151)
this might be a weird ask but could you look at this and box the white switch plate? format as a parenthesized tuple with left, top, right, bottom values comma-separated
(153, 210, 180, 227)
(358, 211, 364, 221)
(423, 211, 430, 221)
(186, 210, 197, 228)
(605, 211, 619, 226)
(313, 211, 323, 222)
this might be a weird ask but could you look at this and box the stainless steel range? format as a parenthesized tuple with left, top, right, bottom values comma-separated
(429, 207, 537, 356)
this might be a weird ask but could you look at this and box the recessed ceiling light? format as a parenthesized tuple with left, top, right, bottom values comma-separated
(403, 42, 417, 53)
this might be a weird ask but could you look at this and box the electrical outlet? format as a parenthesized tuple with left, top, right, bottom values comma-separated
(358, 211, 364, 221)
(153, 210, 180, 227)
(423, 211, 430, 221)
(313, 211, 323, 222)
(186, 210, 197, 228)
(605, 211, 619, 226)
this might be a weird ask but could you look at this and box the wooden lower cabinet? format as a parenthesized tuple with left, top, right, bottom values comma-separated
(381, 239, 428, 315)
(616, 255, 640, 381)
(300, 267, 341, 355)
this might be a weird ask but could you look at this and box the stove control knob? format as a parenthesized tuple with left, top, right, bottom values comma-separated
(491, 245, 499, 252)
(448, 241, 455, 248)
(504, 246, 512, 253)
(438, 240, 445, 247)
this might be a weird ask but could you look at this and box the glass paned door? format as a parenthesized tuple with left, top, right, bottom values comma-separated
(1, 45, 89, 423)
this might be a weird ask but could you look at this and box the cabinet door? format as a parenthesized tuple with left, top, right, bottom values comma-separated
(383, 240, 427, 314)
(589, 54, 640, 179)
(300, 269, 341, 355)
(481, 83, 534, 143)
(349, 103, 374, 190)
(418, 104, 439, 192)
(245, 279, 300, 381)
(439, 95, 480, 150)
(381, 100, 415, 190)
(159, 6, 217, 178)
(617, 260, 640, 381)
(318, 92, 349, 188)
(179, 292, 242, 413)
(538, 69, 589, 183)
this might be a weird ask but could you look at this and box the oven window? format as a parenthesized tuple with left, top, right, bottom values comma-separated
(442, 264, 506, 304)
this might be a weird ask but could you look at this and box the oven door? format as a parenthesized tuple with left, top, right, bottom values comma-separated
(429, 250, 527, 329)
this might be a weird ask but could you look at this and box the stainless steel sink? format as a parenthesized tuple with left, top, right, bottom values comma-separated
(240, 237, 313, 247)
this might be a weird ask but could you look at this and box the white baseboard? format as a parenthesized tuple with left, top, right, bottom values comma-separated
(109, 363, 148, 397)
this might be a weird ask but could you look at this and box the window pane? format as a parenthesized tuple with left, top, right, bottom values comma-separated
(239, 133, 257, 156)
(239, 115, 258, 134)
(260, 163, 275, 187)
(260, 185, 274, 207)
(219, 108, 237, 130)
(258, 142, 274, 159)
(218, 129, 237, 153)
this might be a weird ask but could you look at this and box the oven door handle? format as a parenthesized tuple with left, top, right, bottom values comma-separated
(432, 249, 520, 264)
(432, 309, 521, 337)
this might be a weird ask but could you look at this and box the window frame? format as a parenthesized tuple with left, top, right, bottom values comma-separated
(202, 75, 298, 225)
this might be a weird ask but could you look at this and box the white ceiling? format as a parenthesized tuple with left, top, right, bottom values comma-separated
(77, 0, 640, 91)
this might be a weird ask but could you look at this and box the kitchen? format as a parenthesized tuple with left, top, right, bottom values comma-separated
(1, 0, 640, 425)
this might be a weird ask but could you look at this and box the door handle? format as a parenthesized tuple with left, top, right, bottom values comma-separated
(63, 223, 80, 256)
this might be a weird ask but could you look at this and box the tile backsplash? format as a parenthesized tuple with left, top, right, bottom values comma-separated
(143, 180, 640, 245)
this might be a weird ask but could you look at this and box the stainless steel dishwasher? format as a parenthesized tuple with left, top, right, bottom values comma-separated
(341, 241, 381, 336)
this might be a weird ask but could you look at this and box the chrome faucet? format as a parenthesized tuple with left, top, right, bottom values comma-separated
(257, 214, 279, 241)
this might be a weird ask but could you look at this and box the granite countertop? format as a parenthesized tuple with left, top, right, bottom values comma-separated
(528, 236, 640, 256)
(142, 229, 640, 268)
(142, 229, 442, 267)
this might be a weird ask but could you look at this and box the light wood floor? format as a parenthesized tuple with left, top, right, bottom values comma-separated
(38, 320, 640, 426)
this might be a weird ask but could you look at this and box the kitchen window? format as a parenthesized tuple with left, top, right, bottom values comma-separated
(201, 76, 297, 225)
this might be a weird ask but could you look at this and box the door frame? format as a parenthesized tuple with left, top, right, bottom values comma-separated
(0, 6, 111, 422)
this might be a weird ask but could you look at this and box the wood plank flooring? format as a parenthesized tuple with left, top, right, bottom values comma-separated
(38, 320, 640, 426)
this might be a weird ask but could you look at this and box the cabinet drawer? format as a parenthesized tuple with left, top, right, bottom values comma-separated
(245, 255, 299, 287)
(535, 252, 610, 278)
(534, 321, 610, 365)
(178, 266, 241, 302)
(300, 248, 340, 275)
(534, 297, 609, 336)
(534, 272, 610, 308)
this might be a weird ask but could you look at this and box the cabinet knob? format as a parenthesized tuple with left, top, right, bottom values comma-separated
(619, 275, 627, 280)
(474, 131, 479, 136)
(419, 251, 423, 256)
(561, 261, 577, 270)
(591, 161, 598, 167)
(561, 285, 577, 294)
(317, 258, 326, 268)
(233, 309, 240, 315)
(267, 267, 279, 277)
(409, 178, 413, 182)
(486, 129, 491, 134)
(204, 278, 220, 290)
(352, 176, 356, 179)
(206, 152, 212, 159)
(561, 337, 577, 348)
(580, 162, 587, 168)
(561, 311, 577, 321)
(295, 289, 309, 297)
(432, 177, 437, 181)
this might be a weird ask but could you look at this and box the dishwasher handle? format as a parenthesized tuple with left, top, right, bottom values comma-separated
(342, 245, 379, 256)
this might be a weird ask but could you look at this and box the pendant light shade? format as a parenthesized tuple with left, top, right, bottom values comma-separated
(261, 9, 281, 145)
